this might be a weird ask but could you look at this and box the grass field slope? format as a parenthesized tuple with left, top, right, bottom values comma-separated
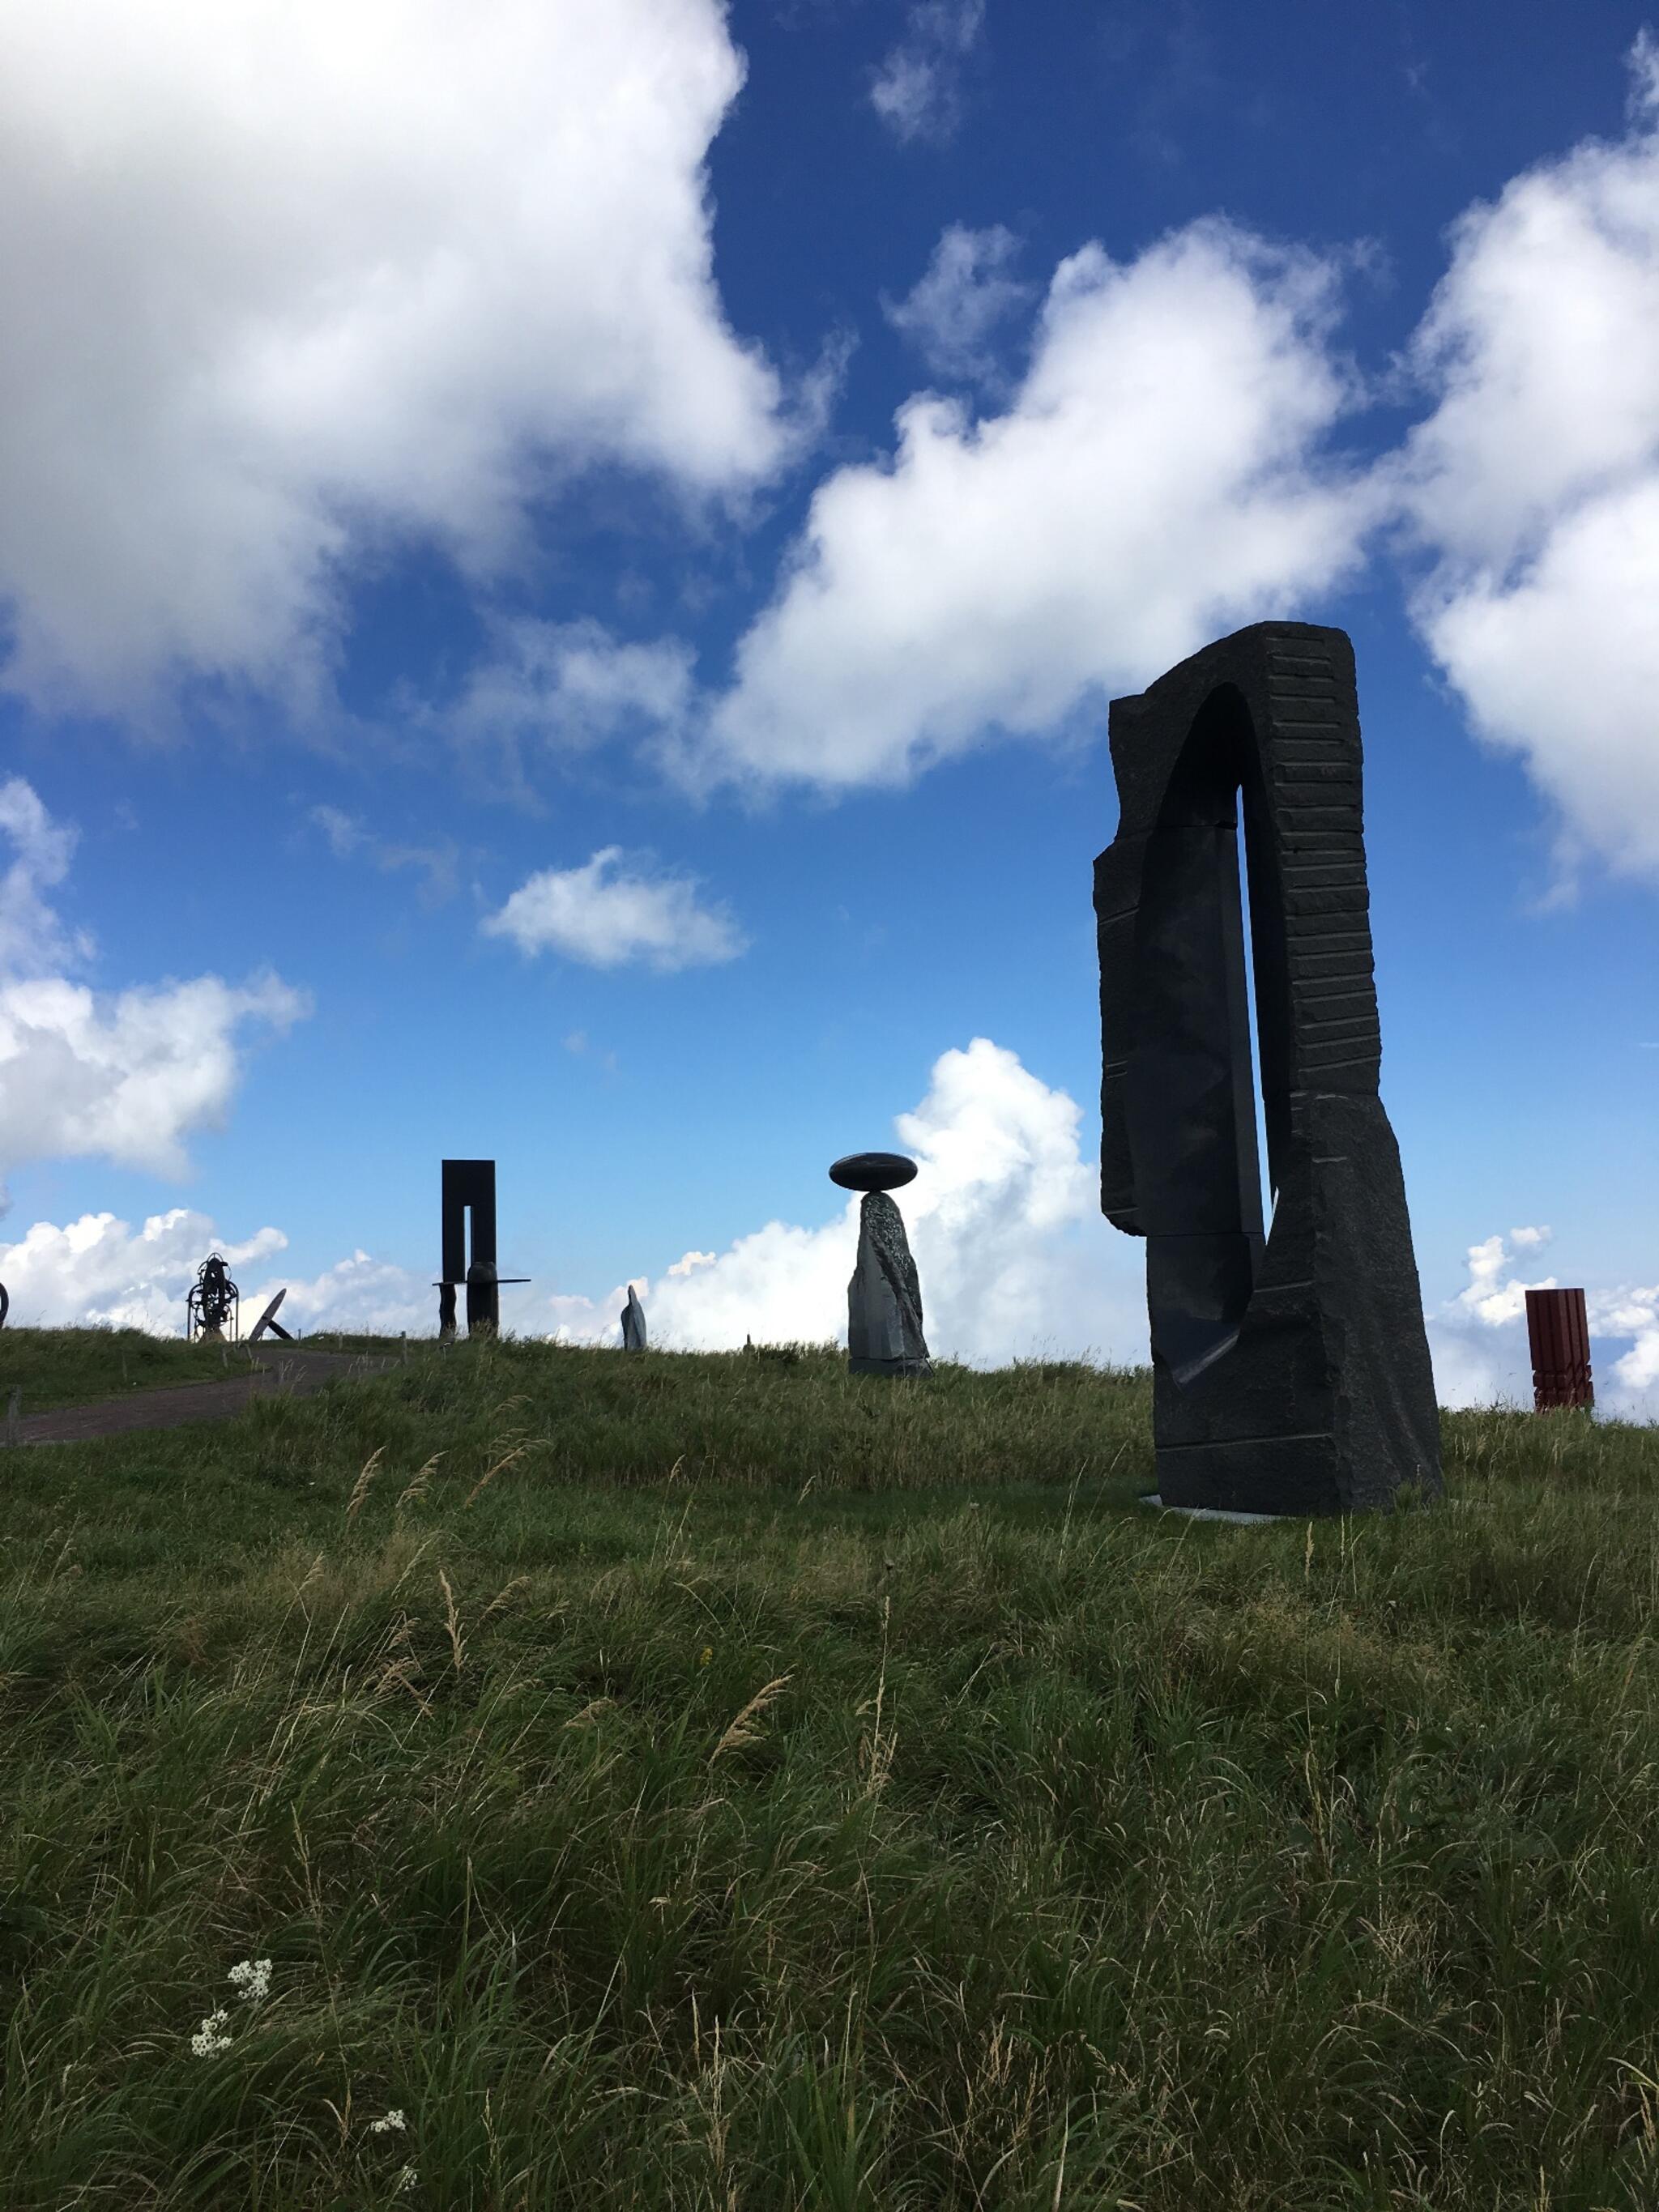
(2, 1332, 1657, 2209)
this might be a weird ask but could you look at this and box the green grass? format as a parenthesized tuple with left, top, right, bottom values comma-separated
(0, 1325, 257, 1414)
(2, 1332, 1658, 2209)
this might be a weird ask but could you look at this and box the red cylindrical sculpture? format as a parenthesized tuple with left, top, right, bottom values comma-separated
(1525, 1287, 1593, 1413)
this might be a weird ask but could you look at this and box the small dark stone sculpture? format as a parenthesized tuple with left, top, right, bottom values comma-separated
(830, 1153, 932, 1379)
(1096, 621, 1442, 1515)
(621, 1285, 647, 1351)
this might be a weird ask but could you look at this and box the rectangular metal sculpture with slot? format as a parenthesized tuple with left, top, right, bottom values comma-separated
(1095, 620, 1443, 1515)
(434, 1159, 530, 1338)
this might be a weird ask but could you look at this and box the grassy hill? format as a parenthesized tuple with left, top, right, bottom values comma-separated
(0, 1324, 256, 1413)
(2, 1332, 1657, 2209)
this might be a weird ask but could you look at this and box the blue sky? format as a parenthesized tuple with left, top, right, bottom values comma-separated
(1, 0, 1656, 1417)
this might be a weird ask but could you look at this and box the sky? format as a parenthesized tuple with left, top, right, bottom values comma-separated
(1, 0, 1656, 1420)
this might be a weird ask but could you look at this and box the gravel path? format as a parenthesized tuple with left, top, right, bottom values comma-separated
(3, 1349, 397, 1447)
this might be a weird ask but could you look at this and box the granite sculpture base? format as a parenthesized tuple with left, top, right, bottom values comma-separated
(1139, 1493, 1289, 1524)
(1097, 621, 1443, 1519)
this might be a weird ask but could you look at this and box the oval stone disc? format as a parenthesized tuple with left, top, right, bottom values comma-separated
(829, 1151, 917, 1192)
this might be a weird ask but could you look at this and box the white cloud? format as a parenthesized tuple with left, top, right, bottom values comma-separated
(1391, 32, 1659, 895)
(436, 618, 697, 782)
(705, 218, 1376, 789)
(0, 0, 787, 717)
(481, 846, 746, 971)
(0, 777, 310, 1188)
(247, 1249, 434, 1339)
(0, 1208, 287, 1332)
(594, 1038, 1145, 1363)
(1449, 1225, 1559, 1327)
(0, 973, 310, 1181)
(870, 1, 985, 147)
(884, 224, 1035, 383)
(0, 776, 92, 974)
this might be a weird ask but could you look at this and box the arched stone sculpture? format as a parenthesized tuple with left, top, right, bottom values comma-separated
(1096, 620, 1442, 1516)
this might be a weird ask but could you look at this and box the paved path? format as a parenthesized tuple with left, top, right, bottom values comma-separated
(4, 1349, 397, 1447)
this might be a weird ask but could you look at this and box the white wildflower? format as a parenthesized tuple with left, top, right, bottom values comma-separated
(369, 2108, 407, 2134)
(228, 1958, 272, 2002)
(396, 2166, 418, 2193)
(190, 2006, 232, 2057)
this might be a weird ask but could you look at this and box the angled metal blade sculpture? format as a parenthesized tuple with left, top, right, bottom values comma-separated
(1096, 621, 1442, 1515)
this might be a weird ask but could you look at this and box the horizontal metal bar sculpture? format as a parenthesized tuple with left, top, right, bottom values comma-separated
(1096, 620, 1442, 1515)
(1525, 1287, 1593, 1412)
(434, 1159, 530, 1338)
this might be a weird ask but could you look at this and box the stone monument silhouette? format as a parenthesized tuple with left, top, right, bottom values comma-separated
(1096, 621, 1441, 1516)
(434, 1160, 529, 1339)
(830, 1152, 932, 1379)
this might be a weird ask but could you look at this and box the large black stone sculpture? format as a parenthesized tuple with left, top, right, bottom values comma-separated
(434, 1159, 529, 1338)
(1095, 621, 1442, 1516)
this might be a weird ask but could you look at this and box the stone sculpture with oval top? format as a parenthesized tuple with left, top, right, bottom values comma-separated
(830, 1153, 931, 1377)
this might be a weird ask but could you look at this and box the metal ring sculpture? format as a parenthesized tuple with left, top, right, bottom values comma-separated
(186, 1253, 240, 1340)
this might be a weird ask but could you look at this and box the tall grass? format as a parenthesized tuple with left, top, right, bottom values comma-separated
(1, 1334, 1656, 2208)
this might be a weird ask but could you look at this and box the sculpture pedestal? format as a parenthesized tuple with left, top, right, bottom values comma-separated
(1139, 1492, 1288, 1524)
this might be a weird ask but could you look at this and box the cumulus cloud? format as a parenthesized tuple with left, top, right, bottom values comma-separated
(0, 776, 92, 974)
(1425, 1225, 1659, 1423)
(884, 224, 1035, 384)
(1390, 31, 1659, 896)
(705, 217, 1376, 789)
(0, 1208, 449, 1338)
(480, 847, 747, 970)
(870, 0, 985, 146)
(246, 1248, 435, 1339)
(0, 973, 309, 1180)
(557, 1038, 1146, 1363)
(0, 0, 787, 716)
(0, 1208, 288, 1332)
(0, 776, 311, 1189)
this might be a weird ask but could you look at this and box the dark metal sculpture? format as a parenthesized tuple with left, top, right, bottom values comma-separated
(0, 1281, 8, 1329)
(1096, 620, 1442, 1516)
(248, 1288, 295, 1344)
(186, 1254, 240, 1342)
(1526, 1288, 1593, 1412)
(830, 1153, 932, 1379)
(434, 1159, 529, 1338)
